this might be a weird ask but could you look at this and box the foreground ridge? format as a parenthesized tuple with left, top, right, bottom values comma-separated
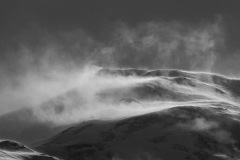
(0, 140, 60, 160)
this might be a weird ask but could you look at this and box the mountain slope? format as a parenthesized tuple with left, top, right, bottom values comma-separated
(37, 105, 240, 160)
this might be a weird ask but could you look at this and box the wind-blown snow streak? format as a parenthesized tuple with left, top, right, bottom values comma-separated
(30, 67, 239, 125)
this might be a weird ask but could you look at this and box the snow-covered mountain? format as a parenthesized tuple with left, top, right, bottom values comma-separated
(2, 68, 240, 160)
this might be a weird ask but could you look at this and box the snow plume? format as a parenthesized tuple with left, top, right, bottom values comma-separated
(0, 66, 162, 144)
(32, 69, 162, 125)
(0, 17, 224, 114)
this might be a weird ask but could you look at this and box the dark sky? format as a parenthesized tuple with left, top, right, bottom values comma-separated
(0, 0, 239, 41)
(0, 0, 240, 74)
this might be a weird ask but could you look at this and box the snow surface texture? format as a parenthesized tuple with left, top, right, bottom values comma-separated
(1, 68, 240, 160)
(0, 140, 59, 160)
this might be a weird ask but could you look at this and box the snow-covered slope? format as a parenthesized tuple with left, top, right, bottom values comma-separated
(0, 140, 60, 160)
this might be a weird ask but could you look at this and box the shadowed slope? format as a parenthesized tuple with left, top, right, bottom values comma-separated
(36, 105, 240, 160)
